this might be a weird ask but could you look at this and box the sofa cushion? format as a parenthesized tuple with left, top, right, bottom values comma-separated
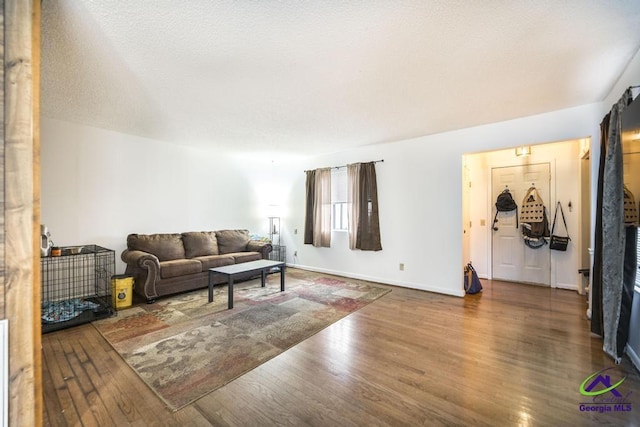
(160, 259, 202, 279)
(195, 254, 235, 270)
(230, 252, 262, 263)
(182, 231, 219, 258)
(215, 229, 251, 254)
(127, 233, 186, 261)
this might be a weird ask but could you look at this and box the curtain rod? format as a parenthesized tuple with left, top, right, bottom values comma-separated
(304, 159, 384, 173)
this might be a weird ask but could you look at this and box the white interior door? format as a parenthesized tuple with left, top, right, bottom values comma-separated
(492, 163, 551, 285)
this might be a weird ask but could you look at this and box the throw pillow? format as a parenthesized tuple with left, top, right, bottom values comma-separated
(127, 233, 186, 261)
(215, 229, 250, 254)
(182, 231, 219, 258)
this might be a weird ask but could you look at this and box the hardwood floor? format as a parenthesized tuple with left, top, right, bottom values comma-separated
(42, 272, 640, 426)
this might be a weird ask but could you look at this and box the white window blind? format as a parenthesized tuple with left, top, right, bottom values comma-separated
(332, 169, 348, 230)
(331, 169, 347, 203)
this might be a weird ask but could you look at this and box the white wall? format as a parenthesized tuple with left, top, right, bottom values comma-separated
(40, 118, 291, 274)
(285, 103, 603, 297)
(40, 103, 604, 298)
(465, 140, 582, 290)
(42, 53, 639, 298)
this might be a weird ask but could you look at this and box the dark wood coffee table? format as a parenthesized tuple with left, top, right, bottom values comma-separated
(208, 259, 286, 309)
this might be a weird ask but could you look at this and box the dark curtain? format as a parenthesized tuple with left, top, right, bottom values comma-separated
(303, 170, 315, 245)
(349, 162, 382, 251)
(591, 88, 634, 362)
(591, 114, 609, 336)
(303, 168, 331, 247)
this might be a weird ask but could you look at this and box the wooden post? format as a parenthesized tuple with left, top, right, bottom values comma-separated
(4, 0, 40, 425)
(0, 0, 5, 324)
(32, 0, 43, 424)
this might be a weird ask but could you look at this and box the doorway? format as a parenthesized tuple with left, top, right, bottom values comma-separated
(463, 139, 585, 291)
(491, 163, 551, 285)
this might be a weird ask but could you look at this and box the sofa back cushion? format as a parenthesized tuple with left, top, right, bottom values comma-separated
(182, 231, 219, 258)
(215, 229, 250, 254)
(127, 233, 186, 261)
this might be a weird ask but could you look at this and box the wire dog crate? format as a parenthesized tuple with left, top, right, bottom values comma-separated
(41, 245, 114, 333)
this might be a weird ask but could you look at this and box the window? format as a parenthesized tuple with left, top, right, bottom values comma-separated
(333, 202, 348, 230)
(331, 168, 348, 231)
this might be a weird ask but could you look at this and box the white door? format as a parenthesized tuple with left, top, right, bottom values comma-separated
(492, 163, 551, 285)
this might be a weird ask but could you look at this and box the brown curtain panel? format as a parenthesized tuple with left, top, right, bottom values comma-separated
(304, 168, 332, 247)
(303, 170, 316, 245)
(348, 162, 382, 251)
(347, 163, 360, 249)
(313, 168, 332, 247)
(591, 113, 609, 337)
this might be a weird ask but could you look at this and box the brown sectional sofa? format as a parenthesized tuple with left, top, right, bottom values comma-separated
(121, 229, 272, 303)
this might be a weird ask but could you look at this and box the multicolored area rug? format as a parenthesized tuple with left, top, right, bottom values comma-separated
(93, 269, 390, 411)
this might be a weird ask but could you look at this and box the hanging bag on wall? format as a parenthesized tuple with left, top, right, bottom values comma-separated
(550, 201, 570, 251)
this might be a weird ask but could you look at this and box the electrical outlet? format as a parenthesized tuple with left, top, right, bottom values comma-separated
(399, 263, 405, 271)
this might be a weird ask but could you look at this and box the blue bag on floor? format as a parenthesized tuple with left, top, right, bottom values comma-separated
(464, 263, 483, 294)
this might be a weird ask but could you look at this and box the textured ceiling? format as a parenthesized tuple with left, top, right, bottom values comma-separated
(41, 1, 640, 155)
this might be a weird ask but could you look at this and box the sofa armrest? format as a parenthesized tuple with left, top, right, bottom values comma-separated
(122, 249, 160, 269)
(121, 249, 161, 301)
(246, 240, 272, 259)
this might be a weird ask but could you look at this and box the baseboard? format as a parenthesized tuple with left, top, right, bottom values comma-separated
(287, 263, 465, 297)
(627, 344, 640, 372)
(477, 276, 575, 291)
(555, 282, 578, 291)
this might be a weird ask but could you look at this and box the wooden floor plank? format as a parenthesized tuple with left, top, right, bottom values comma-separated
(66, 342, 114, 426)
(59, 358, 99, 426)
(41, 272, 640, 426)
(86, 325, 187, 427)
(74, 330, 143, 426)
(41, 347, 67, 427)
(42, 334, 84, 427)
